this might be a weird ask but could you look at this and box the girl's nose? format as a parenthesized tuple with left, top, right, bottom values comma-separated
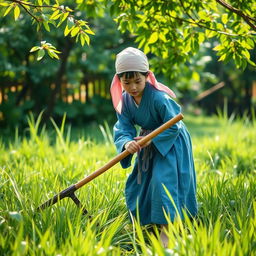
(130, 83, 136, 89)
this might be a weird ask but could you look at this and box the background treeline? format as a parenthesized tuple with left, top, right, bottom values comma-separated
(0, 2, 255, 128)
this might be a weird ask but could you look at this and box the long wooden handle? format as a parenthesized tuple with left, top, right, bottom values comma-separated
(75, 113, 184, 189)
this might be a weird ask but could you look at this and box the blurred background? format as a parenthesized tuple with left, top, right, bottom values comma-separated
(0, 1, 255, 131)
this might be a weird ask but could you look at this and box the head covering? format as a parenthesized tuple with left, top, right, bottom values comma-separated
(110, 47, 176, 113)
(115, 47, 149, 74)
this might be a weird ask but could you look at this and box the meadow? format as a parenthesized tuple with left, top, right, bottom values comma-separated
(0, 112, 255, 255)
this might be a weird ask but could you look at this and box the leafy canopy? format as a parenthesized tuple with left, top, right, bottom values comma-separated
(110, 0, 256, 73)
(1, 0, 255, 72)
(0, 0, 96, 60)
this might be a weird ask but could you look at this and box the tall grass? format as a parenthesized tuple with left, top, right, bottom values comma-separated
(0, 113, 255, 255)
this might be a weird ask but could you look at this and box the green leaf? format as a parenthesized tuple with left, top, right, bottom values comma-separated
(192, 71, 200, 81)
(57, 12, 69, 28)
(51, 49, 61, 54)
(144, 43, 150, 54)
(241, 58, 247, 70)
(234, 54, 241, 68)
(138, 38, 145, 49)
(247, 58, 256, 67)
(242, 50, 250, 60)
(30, 46, 40, 52)
(0, 3, 9, 6)
(82, 33, 90, 45)
(193, 39, 199, 52)
(247, 38, 254, 48)
(198, 33, 205, 44)
(75, 34, 80, 43)
(184, 42, 191, 53)
(213, 44, 223, 51)
(14, 5, 20, 20)
(3, 5, 13, 17)
(61, 12, 69, 23)
(223, 51, 232, 64)
(216, 23, 224, 30)
(43, 22, 50, 32)
(65, 7, 73, 12)
(159, 32, 167, 42)
(206, 30, 217, 38)
(218, 53, 226, 61)
(148, 32, 158, 44)
(47, 50, 59, 59)
(221, 14, 228, 25)
(50, 10, 60, 20)
(64, 25, 72, 36)
(80, 34, 85, 46)
(71, 27, 80, 37)
(37, 49, 45, 61)
(84, 29, 95, 35)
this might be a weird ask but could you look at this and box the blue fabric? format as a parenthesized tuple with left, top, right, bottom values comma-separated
(113, 83, 198, 225)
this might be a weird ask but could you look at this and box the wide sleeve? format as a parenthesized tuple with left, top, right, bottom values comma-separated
(113, 109, 137, 168)
(152, 94, 182, 157)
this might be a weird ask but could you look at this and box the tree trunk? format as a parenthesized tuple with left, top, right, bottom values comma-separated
(15, 54, 31, 106)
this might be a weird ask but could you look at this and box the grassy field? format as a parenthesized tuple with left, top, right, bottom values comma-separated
(0, 113, 255, 255)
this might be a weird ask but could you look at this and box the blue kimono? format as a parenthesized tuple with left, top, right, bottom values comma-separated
(113, 82, 197, 225)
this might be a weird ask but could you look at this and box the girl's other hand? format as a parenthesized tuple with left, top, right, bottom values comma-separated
(125, 140, 141, 154)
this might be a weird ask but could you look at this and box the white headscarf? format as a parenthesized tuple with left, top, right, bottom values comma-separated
(115, 47, 149, 74)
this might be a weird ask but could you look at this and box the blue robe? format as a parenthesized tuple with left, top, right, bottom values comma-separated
(113, 82, 197, 225)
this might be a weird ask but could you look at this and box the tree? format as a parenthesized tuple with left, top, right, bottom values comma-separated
(0, 3, 133, 126)
(110, 0, 255, 76)
(1, 0, 255, 124)
(1, 0, 255, 73)
(0, 0, 96, 60)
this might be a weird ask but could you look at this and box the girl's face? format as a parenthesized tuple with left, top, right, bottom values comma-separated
(120, 73, 147, 99)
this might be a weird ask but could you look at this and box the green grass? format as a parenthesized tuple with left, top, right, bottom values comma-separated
(0, 113, 255, 255)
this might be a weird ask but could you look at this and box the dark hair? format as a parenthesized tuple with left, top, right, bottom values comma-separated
(117, 71, 148, 79)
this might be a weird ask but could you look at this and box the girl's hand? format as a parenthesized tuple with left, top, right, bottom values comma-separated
(125, 140, 141, 154)
(125, 137, 152, 154)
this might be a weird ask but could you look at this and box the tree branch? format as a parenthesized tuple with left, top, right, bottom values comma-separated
(16, 1, 40, 22)
(166, 12, 238, 37)
(178, 0, 197, 22)
(216, 0, 256, 31)
(177, 0, 235, 36)
(9, 0, 58, 9)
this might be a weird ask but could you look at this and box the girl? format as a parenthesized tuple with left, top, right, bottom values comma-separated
(111, 47, 197, 247)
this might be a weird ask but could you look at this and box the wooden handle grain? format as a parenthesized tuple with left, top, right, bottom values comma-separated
(75, 113, 184, 189)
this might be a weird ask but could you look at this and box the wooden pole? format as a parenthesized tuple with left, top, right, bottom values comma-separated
(75, 113, 184, 189)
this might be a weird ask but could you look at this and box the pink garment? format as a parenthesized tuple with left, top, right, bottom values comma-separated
(110, 71, 176, 113)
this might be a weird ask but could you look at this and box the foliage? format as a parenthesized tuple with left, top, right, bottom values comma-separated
(1, 0, 255, 71)
(54, 96, 116, 125)
(110, 0, 256, 76)
(0, 0, 95, 60)
(0, 0, 255, 128)
(0, 114, 255, 255)
(0, 5, 132, 127)
(0, 92, 34, 128)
